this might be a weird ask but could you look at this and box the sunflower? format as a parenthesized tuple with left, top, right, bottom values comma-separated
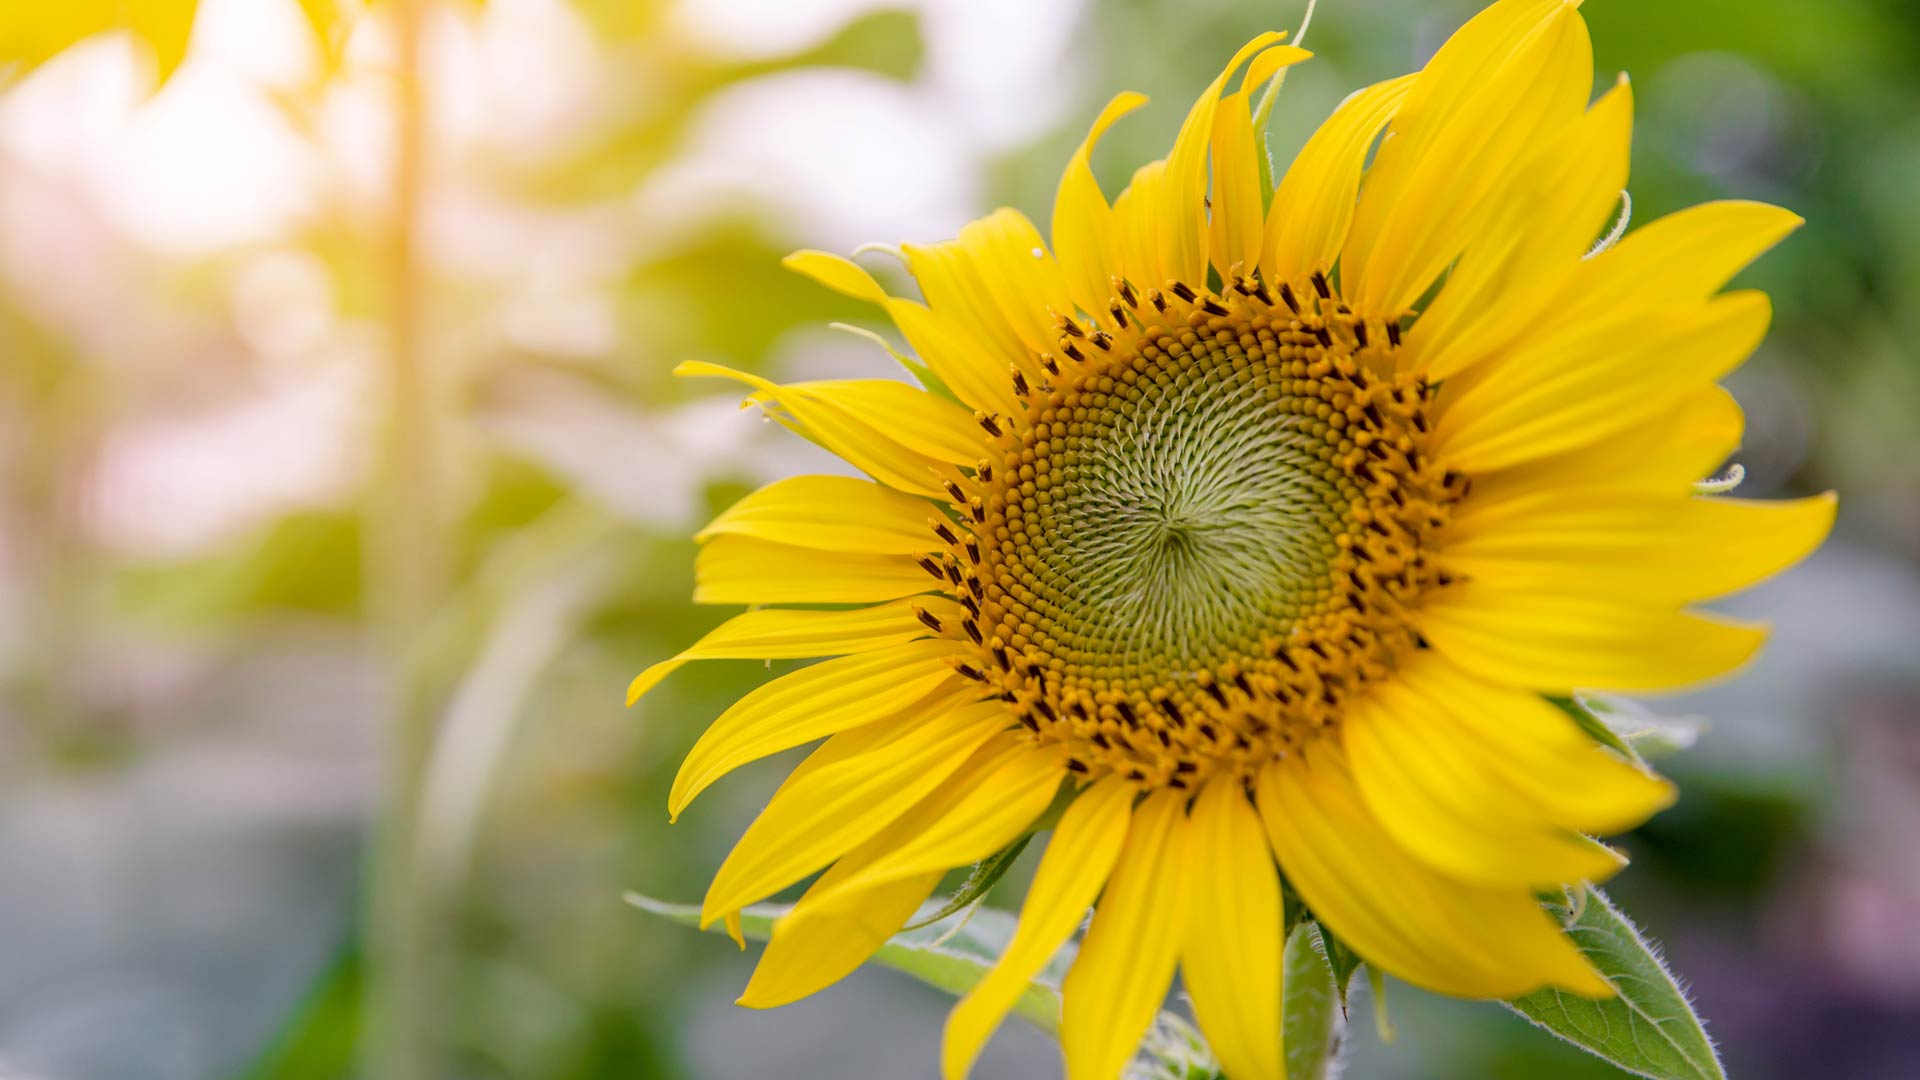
(630, 1, 1834, 1077)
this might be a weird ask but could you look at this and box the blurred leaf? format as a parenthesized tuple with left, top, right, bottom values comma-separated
(627, 893, 1067, 1033)
(1505, 886, 1725, 1080)
(241, 935, 362, 1080)
(1579, 695, 1706, 760)
(1282, 921, 1345, 1080)
(113, 510, 363, 625)
(1550, 695, 1647, 767)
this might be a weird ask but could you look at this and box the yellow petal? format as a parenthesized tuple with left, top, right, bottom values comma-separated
(1257, 746, 1608, 999)
(1261, 74, 1414, 283)
(1052, 92, 1150, 318)
(1417, 591, 1768, 693)
(627, 597, 961, 706)
(783, 250, 1020, 415)
(808, 739, 1066, 909)
(1553, 200, 1804, 330)
(1344, 0, 1593, 316)
(1377, 653, 1675, 833)
(1115, 36, 1301, 290)
(678, 360, 978, 497)
(941, 777, 1135, 1080)
(701, 699, 1006, 929)
(1433, 291, 1771, 472)
(697, 474, 942, 553)
(1208, 45, 1312, 279)
(739, 731, 1049, 1008)
(903, 208, 1073, 379)
(1344, 654, 1672, 889)
(1467, 384, 1745, 505)
(693, 534, 936, 606)
(1061, 790, 1190, 1080)
(1405, 76, 1634, 379)
(669, 641, 970, 819)
(1182, 779, 1283, 1080)
(1439, 491, 1837, 604)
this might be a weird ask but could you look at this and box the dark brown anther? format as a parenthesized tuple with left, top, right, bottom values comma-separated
(916, 555, 944, 580)
(1435, 571, 1456, 587)
(1411, 412, 1429, 432)
(975, 411, 1002, 436)
(964, 537, 981, 563)
(1196, 723, 1217, 741)
(966, 575, 984, 599)
(1062, 341, 1085, 362)
(1155, 729, 1172, 747)
(1033, 699, 1057, 723)
(1167, 776, 1189, 790)
(931, 519, 959, 546)
(1149, 289, 1170, 314)
(954, 662, 987, 682)
(962, 618, 983, 645)
(1011, 366, 1030, 397)
(1251, 280, 1275, 305)
(1089, 330, 1113, 351)
(913, 605, 943, 632)
(1204, 680, 1227, 707)
(943, 479, 968, 504)
(1020, 713, 1040, 731)
(1386, 321, 1403, 347)
(960, 594, 980, 616)
(1232, 670, 1253, 696)
(1155, 696, 1184, 726)
(1367, 519, 1392, 537)
(969, 497, 986, 523)
(1069, 698, 1089, 719)
(1127, 768, 1146, 781)
(1055, 312, 1085, 338)
(991, 640, 1009, 668)
(1276, 648, 1300, 672)
(1313, 325, 1334, 348)
(1354, 322, 1370, 348)
(1066, 758, 1090, 774)
(1278, 282, 1301, 314)
(1363, 401, 1384, 427)
(1114, 699, 1138, 726)
(1346, 591, 1366, 610)
(1114, 276, 1138, 307)
(1201, 297, 1230, 317)
(944, 560, 963, 585)
(1306, 640, 1331, 660)
(1091, 732, 1110, 749)
(977, 460, 994, 483)
(1174, 760, 1198, 774)
(1311, 270, 1333, 299)
(1040, 352, 1061, 376)
(1169, 280, 1198, 303)
(1109, 301, 1130, 328)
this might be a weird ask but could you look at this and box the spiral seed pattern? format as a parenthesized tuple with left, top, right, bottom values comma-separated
(916, 270, 1470, 791)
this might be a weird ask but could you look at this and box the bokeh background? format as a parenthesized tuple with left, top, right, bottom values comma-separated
(1, 0, 1916, 1077)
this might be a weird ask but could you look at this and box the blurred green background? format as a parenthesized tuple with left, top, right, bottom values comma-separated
(1, 0, 1915, 1077)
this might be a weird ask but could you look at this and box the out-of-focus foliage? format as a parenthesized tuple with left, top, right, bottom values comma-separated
(0, 0, 1916, 1078)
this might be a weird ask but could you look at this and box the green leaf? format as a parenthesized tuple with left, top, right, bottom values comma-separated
(1505, 886, 1725, 1080)
(901, 834, 1030, 932)
(1580, 695, 1706, 760)
(1311, 921, 1364, 1013)
(1282, 922, 1345, 1080)
(1552, 694, 1705, 765)
(627, 893, 1070, 1034)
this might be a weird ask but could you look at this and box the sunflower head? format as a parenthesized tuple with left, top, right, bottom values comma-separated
(633, 2, 1835, 1078)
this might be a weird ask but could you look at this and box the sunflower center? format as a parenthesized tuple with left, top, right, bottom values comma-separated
(924, 274, 1469, 790)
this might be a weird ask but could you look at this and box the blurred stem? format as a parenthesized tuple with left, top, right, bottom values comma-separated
(363, 0, 445, 1076)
